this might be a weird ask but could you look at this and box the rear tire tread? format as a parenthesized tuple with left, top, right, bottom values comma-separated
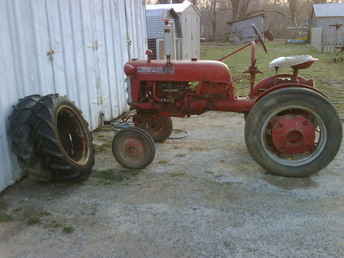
(32, 94, 95, 182)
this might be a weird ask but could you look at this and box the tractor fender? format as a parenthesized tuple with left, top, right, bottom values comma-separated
(251, 74, 314, 98)
(255, 83, 327, 103)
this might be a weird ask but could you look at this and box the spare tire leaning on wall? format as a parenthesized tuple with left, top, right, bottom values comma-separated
(9, 94, 95, 182)
(8, 95, 42, 166)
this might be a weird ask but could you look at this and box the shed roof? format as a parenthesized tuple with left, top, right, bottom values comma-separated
(146, 1, 198, 15)
(146, 8, 176, 18)
(313, 3, 344, 18)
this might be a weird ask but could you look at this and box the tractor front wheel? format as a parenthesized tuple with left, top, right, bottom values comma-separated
(245, 88, 342, 177)
(112, 127, 156, 169)
(133, 113, 173, 142)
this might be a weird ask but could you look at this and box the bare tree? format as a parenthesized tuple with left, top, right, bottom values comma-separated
(313, 0, 330, 3)
(198, 0, 218, 40)
(211, 0, 217, 40)
(229, 0, 253, 21)
(288, 0, 298, 26)
(230, 0, 240, 20)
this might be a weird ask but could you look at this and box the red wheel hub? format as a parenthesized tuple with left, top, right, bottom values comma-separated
(271, 115, 316, 155)
(123, 138, 144, 159)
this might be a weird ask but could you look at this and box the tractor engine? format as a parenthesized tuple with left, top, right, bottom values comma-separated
(151, 81, 191, 103)
(124, 59, 233, 116)
(138, 81, 215, 115)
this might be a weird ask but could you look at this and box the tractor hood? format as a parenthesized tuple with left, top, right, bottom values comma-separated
(124, 60, 232, 84)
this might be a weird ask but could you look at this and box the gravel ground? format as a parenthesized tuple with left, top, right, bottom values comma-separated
(0, 112, 344, 258)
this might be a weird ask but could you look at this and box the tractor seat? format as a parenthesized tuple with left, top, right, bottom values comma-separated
(269, 55, 319, 71)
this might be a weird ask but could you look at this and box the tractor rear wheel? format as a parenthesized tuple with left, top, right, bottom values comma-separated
(133, 113, 172, 142)
(32, 94, 95, 182)
(112, 127, 156, 169)
(245, 88, 342, 177)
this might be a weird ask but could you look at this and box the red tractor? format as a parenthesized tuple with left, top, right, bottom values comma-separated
(119, 26, 342, 177)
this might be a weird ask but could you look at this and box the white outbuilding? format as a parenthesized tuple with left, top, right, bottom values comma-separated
(310, 3, 344, 52)
(146, 0, 200, 60)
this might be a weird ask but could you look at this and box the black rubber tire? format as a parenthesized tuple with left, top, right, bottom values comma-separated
(32, 94, 95, 182)
(134, 113, 173, 143)
(112, 127, 156, 169)
(245, 87, 342, 177)
(152, 116, 173, 142)
(8, 95, 42, 166)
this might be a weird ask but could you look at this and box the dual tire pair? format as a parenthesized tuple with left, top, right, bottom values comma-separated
(9, 94, 95, 182)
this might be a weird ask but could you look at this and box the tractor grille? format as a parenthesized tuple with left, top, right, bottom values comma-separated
(148, 39, 157, 60)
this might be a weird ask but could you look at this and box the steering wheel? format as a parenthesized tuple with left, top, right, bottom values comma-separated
(252, 24, 268, 54)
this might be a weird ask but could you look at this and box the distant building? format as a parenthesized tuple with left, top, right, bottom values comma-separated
(310, 3, 344, 52)
(146, 0, 200, 60)
(228, 13, 265, 44)
(146, 8, 181, 59)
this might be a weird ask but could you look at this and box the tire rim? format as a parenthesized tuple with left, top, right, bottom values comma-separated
(260, 105, 327, 167)
(57, 105, 90, 166)
(117, 134, 147, 167)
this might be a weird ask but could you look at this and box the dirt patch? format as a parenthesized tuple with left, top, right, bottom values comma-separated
(0, 112, 343, 258)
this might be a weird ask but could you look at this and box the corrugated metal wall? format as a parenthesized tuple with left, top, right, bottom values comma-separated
(0, 0, 147, 192)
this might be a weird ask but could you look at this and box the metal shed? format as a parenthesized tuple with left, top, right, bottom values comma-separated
(146, 0, 200, 60)
(311, 3, 344, 52)
(146, 8, 181, 60)
(0, 0, 147, 193)
(228, 13, 265, 44)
